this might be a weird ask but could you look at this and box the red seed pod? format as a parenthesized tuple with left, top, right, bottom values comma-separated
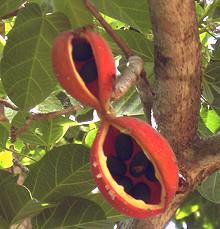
(90, 117, 179, 218)
(52, 28, 116, 112)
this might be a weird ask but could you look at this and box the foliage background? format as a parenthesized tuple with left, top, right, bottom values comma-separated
(0, 0, 219, 228)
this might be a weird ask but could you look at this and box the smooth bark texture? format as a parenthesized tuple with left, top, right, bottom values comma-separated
(151, 0, 201, 152)
(118, 0, 220, 228)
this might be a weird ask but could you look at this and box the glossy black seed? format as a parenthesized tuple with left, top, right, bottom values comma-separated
(115, 133, 133, 161)
(130, 183, 150, 202)
(129, 152, 150, 177)
(116, 176, 133, 193)
(72, 39, 93, 61)
(145, 161, 158, 182)
(107, 156, 126, 177)
(79, 59, 98, 83)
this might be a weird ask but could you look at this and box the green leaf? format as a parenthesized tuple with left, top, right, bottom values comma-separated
(32, 196, 107, 229)
(87, 193, 125, 222)
(0, 217, 8, 228)
(103, 30, 154, 62)
(112, 87, 144, 116)
(0, 0, 24, 17)
(93, 0, 151, 34)
(12, 111, 73, 147)
(24, 144, 95, 202)
(84, 128, 98, 147)
(200, 106, 220, 133)
(36, 92, 67, 113)
(204, 60, 220, 108)
(0, 170, 17, 186)
(52, 0, 92, 28)
(1, 4, 71, 110)
(198, 171, 220, 204)
(0, 123, 9, 150)
(0, 183, 52, 225)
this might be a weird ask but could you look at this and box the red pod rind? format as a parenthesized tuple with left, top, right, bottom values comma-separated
(90, 117, 179, 219)
(52, 29, 116, 112)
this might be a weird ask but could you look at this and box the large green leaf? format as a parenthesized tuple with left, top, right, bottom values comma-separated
(0, 0, 24, 17)
(12, 111, 73, 147)
(24, 144, 95, 202)
(32, 197, 108, 229)
(52, 0, 92, 28)
(0, 183, 52, 226)
(93, 0, 151, 34)
(0, 3, 71, 110)
(198, 171, 220, 203)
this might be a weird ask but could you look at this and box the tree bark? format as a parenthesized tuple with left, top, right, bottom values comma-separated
(151, 0, 201, 152)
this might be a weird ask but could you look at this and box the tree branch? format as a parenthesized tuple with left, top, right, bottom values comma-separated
(0, 2, 26, 20)
(0, 98, 19, 111)
(11, 105, 82, 142)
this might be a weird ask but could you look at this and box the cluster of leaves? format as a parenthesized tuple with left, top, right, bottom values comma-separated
(0, 0, 219, 228)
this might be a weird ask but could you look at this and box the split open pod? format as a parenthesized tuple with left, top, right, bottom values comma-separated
(90, 117, 179, 218)
(52, 28, 116, 112)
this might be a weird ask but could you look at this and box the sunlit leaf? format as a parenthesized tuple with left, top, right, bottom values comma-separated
(200, 106, 220, 133)
(84, 128, 98, 147)
(0, 150, 13, 169)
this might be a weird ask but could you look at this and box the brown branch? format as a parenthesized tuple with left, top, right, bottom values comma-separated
(11, 105, 82, 142)
(0, 98, 19, 111)
(0, 2, 26, 20)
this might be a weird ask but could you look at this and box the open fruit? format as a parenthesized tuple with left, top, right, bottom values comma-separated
(52, 28, 116, 112)
(90, 117, 179, 218)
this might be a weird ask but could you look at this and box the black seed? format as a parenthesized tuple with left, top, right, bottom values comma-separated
(79, 59, 98, 83)
(116, 176, 133, 193)
(107, 156, 126, 177)
(115, 133, 133, 161)
(145, 161, 158, 182)
(72, 39, 93, 61)
(130, 183, 150, 202)
(129, 152, 150, 177)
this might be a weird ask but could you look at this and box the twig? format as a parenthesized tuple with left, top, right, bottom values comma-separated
(11, 105, 82, 142)
(0, 98, 19, 111)
(0, 2, 26, 20)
